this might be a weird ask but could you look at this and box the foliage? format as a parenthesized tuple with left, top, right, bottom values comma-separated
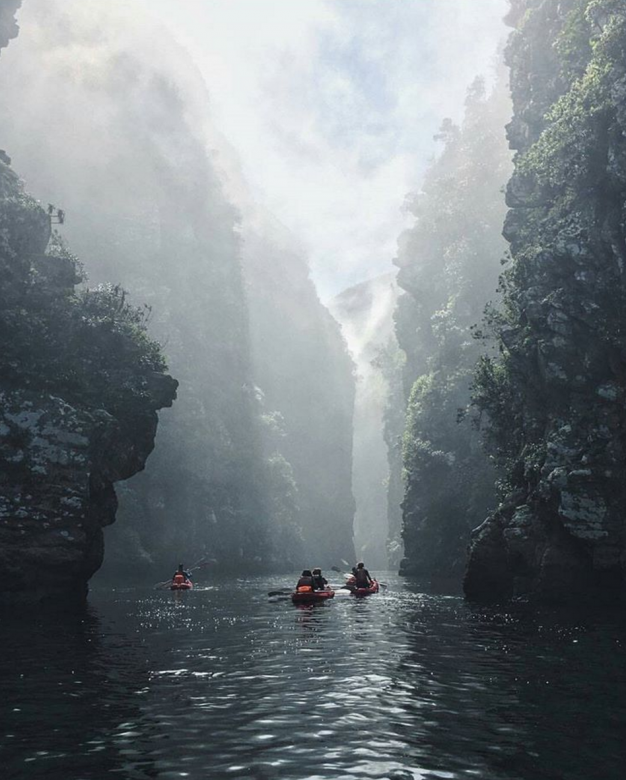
(392, 73, 512, 577)
(554, 0, 593, 83)
(473, 0, 626, 488)
(0, 173, 168, 419)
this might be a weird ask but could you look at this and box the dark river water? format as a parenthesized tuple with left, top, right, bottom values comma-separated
(2, 573, 626, 780)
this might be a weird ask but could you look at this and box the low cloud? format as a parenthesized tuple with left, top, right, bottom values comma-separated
(142, 0, 509, 299)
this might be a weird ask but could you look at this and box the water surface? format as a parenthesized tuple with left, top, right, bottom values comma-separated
(1, 574, 625, 779)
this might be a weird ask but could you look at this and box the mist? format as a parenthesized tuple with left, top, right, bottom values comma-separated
(0, 0, 358, 574)
(0, 0, 511, 577)
(143, 0, 509, 299)
(330, 273, 399, 568)
(4, 1, 626, 777)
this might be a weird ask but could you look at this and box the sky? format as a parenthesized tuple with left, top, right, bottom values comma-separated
(140, 0, 510, 300)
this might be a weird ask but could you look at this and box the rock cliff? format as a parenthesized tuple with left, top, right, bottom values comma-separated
(242, 219, 356, 568)
(0, 158, 176, 604)
(0, 0, 280, 574)
(467, 0, 626, 602)
(393, 75, 511, 582)
(0, 0, 358, 573)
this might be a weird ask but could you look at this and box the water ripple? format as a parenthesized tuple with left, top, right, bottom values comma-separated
(1, 574, 626, 779)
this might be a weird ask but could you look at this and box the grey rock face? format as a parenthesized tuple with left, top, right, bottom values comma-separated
(466, 0, 626, 603)
(0, 389, 173, 602)
(0, 157, 176, 604)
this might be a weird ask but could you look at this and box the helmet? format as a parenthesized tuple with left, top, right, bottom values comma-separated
(312, 568, 321, 574)
(302, 569, 312, 577)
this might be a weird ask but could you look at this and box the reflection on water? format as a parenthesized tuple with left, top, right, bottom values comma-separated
(1, 575, 625, 779)
(0, 602, 159, 779)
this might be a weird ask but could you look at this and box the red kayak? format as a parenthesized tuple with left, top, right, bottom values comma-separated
(346, 576, 379, 596)
(170, 574, 193, 591)
(291, 587, 335, 604)
(353, 580, 379, 596)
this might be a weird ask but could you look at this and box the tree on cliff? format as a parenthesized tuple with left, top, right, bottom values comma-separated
(468, 0, 626, 601)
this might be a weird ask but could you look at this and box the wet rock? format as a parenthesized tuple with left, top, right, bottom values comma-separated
(0, 391, 160, 601)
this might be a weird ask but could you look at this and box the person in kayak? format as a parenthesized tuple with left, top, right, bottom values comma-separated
(295, 569, 315, 591)
(353, 562, 373, 588)
(172, 563, 192, 581)
(311, 568, 328, 590)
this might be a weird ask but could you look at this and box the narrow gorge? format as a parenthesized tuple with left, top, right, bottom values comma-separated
(3, 3, 626, 779)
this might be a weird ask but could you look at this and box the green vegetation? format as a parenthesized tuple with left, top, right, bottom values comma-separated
(466, 0, 626, 600)
(393, 75, 512, 578)
(0, 165, 168, 418)
(474, 0, 626, 477)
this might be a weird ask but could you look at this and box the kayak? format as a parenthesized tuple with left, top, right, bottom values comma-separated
(171, 580, 193, 590)
(170, 575, 193, 591)
(352, 580, 379, 596)
(291, 587, 335, 604)
(348, 578, 379, 597)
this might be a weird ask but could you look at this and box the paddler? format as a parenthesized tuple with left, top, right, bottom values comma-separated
(353, 562, 373, 589)
(311, 567, 328, 590)
(295, 569, 315, 592)
(172, 563, 192, 581)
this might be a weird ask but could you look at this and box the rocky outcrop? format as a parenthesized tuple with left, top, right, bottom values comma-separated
(0, 160, 176, 603)
(0, 0, 21, 54)
(466, 0, 626, 602)
(0, 391, 162, 601)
